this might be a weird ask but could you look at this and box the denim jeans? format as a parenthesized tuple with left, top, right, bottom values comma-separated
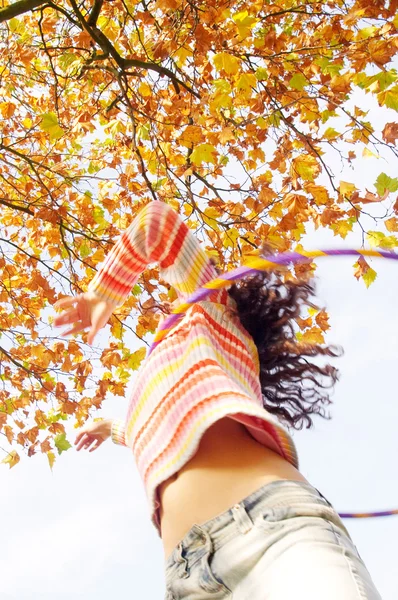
(164, 480, 381, 599)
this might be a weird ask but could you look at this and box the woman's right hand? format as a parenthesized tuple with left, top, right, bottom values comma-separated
(75, 419, 113, 452)
(53, 291, 115, 345)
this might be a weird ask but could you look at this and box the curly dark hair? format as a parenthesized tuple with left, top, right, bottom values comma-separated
(149, 255, 341, 431)
(227, 268, 341, 430)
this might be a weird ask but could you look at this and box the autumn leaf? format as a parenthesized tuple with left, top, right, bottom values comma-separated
(190, 144, 218, 166)
(382, 122, 398, 145)
(353, 256, 377, 287)
(378, 86, 398, 112)
(351, 190, 386, 204)
(339, 181, 356, 197)
(40, 112, 65, 140)
(127, 347, 147, 370)
(297, 327, 325, 345)
(330, 219, 354, 239)
(232, 10, 258, 37)
(292, 155, 320, 182)
(385, 217, 398, 232)
(289, 73, 308, 91)
(213, 52, 240, 75)
(367, 230, 398, 249)
(374, 173, 398, 196)
(2, 451, 20, 469)
(315, 310, 330, 332)
(54, 433, 72, 455)
(47, 451, 56, 470)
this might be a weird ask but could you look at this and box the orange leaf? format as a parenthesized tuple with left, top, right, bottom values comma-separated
(382, 122, 398, 145)
(300, 327, 325, 345)
(315, 310, 330, 332)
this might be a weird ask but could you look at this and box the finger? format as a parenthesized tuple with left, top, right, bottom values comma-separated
(89, 439, 103, 452)
(61, 324, 88, 337)
(75, 433, 90, 451)
(75, 430, 87, 445)
(53, 309, 79, 327)
(86, 326, 98, 345)
(54, 296, 78, 310)
(83, 438, 96, 452)
(87, 318, 107, 344)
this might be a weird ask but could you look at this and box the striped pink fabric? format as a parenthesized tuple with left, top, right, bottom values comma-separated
(89, 202, 298, 534)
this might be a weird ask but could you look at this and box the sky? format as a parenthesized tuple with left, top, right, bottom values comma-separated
(1, 244, 397, 600)
(1, 92, 398, 597)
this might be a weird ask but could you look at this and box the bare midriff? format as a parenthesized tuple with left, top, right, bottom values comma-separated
(159, 416, 307, 560)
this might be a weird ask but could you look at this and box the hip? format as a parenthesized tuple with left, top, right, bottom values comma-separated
(164, 480, 381, 600)
(159, 417, 306, 558)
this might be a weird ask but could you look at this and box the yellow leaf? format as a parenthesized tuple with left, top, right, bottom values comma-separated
(139, 82, 152, 97)
(190, 143, 218, 166)
(324, 128, 340, 140)
(358, 26, 377, 39)
(289, 73, 307, 91)
(213, 52, 240, 75)
(127, 347, 147, 370)
(330, 219, 354, 239)
(47, 451, 56, 470)
(256, 117, 268, 129)
(209, 93, 232, 113)
(339, 181, 356, 196)
(40, 112, 64, 140)
(367, 230, 398, 249)
(268, 203, 283, 219)
(362, 147, 378, 159)
(175, 46, 193, 67)
(236, 73, 257, 95)
(299, 327, 325, 344)
(2, 451, 20, 469)
(363, 266, 377, 288)
(232, 10, 258, 37)
(292, 155, 319, 182)
(222, 228, 240, 248)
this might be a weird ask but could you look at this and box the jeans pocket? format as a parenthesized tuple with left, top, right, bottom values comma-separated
(253, 507, 288, 531)
(198, 546, 232, 596)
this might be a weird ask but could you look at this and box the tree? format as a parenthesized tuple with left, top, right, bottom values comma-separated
(0, 0, 397, 467)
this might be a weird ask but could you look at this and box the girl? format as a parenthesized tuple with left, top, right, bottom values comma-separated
(54, 201, 381, 599)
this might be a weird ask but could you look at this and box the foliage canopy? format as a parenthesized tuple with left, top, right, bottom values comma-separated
(0, 0, 397, 467)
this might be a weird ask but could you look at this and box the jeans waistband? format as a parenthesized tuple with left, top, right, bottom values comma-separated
(165, 479, 348, 572)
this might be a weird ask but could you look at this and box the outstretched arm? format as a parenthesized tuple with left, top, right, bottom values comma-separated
(54, 202, 216, 343)
(74, 418, 127, 450)
(88, 201, 217, 306)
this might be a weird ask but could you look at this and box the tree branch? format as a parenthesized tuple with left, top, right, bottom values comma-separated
(0, 0, 47, 23)
(87, 0, 103, 26)
(0, 197, 34, 215)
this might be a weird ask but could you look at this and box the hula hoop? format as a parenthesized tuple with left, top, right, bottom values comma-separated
(149, 247, 398, 520)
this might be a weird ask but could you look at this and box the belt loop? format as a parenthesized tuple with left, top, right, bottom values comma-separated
(232, 502, 254, 534)
(315, 488, 333, 508)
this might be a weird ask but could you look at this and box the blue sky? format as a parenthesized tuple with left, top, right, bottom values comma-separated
(1, 246, 397, 600)
(1, 89, 397, 598)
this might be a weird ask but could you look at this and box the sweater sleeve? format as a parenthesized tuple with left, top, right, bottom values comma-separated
(88, 202, 217, 306)
(111, 418, 127, 446)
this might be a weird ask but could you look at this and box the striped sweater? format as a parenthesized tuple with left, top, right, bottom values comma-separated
(89, 202, 298, 534)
